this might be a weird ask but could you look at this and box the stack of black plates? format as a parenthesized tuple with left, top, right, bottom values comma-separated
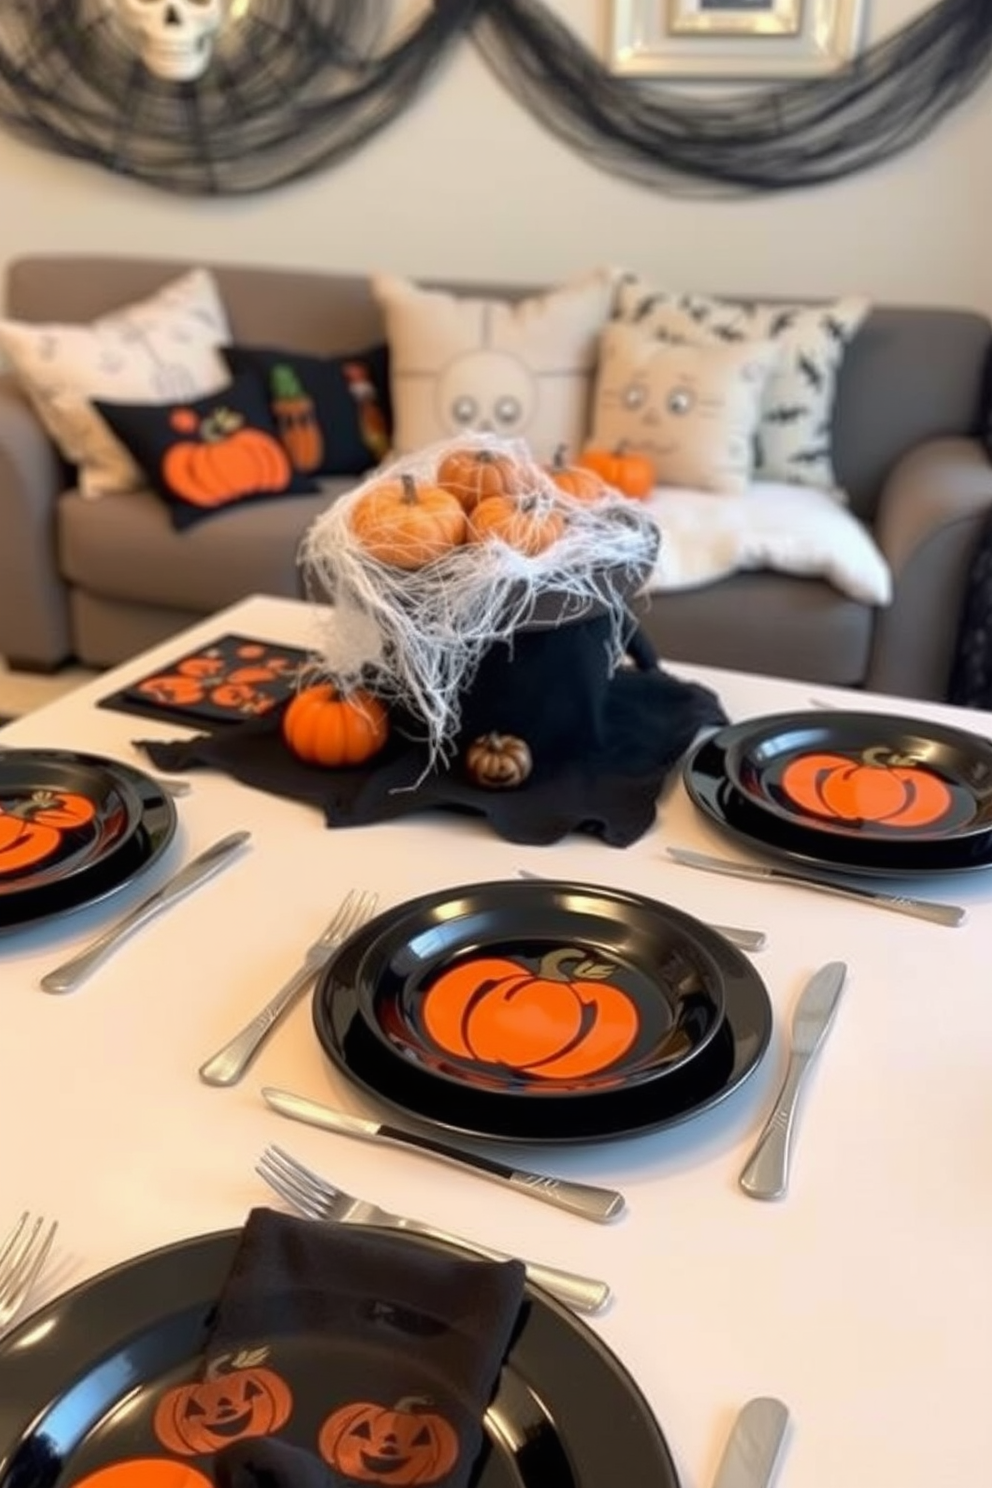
(0, 750, 177, 932)
(683, 709, 992, 876)
(312, 879, 773, 1144)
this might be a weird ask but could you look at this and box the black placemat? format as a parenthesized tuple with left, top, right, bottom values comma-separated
(99, 634, 312, 730)
(139, 664, 727, 847)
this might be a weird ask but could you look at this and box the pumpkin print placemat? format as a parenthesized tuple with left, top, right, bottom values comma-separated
(98, 634, 312, 731)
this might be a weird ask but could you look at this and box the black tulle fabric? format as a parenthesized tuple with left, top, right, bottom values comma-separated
(0, 0, 987, 195)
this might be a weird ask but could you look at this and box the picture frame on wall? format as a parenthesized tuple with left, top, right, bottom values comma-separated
(608, 0, 865, 79)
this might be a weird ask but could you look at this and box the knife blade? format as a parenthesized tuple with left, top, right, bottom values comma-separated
(666, 846, 966, 928)
(739, 961, 847, 1200)
(40, 830, 252, 994)
(712, 1398, 790, 1488)
(261, 1087, 625, 1223)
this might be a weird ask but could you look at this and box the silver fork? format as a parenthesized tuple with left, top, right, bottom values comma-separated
(199, 890, 379, 1087)
(0, 1213, 57, 1338)
(257, 1145, 611, 1316)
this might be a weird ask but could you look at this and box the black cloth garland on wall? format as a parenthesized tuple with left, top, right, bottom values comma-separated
(0, 0, 988, 197)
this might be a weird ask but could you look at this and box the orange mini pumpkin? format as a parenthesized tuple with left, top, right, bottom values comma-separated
(153, 1350, 294, 1457)
(577, 441, 655, 499)
(544, 445, 607, 504)
(468, 493, 565, 556)
(319, 1396, 459, 1486)
(283, 683, 389, 767)
(350, 473, 466, 569)
(436, 446, 526, 512)
(163, 407, 292, 509)
(423, 947, 640, 1081)
(781, 747, 953, 828)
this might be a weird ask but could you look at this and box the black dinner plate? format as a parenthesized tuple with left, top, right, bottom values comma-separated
(0, 754, 177, 932)
(313, 883, 773, 1145)
(351, 881, 728, 1100)
(0, 1228, 680, 1488)
(0, 752, 145, 897)
(721, 710, 992, 843)
(684, 730, 992, 877)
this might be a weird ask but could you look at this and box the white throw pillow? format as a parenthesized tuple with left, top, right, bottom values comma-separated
(0, 268, 232, 498)
(642, 482, 892, 605)
(590, 324, 777, 496)
(612, 281, 870, 491)
(371, 268, 618, 463)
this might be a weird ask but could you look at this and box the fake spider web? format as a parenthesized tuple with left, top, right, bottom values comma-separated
(299, 433, 661, 775)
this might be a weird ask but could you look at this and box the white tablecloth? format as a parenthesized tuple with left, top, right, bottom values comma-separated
(2, 595, 991, 1488)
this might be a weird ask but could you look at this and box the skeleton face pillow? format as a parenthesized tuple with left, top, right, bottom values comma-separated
(111, 0, 228, 82)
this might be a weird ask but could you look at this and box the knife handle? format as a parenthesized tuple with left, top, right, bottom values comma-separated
(40, 831, 251, 995)
(739, 1055, 808, 1200)
(392, 1127, 625, 1222)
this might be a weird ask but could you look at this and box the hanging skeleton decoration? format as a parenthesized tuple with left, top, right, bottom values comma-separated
(109, 0, 230, 83)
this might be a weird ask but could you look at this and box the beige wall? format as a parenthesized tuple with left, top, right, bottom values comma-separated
(0, 0, 988, 313)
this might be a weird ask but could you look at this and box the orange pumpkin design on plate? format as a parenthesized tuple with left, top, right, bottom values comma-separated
(422, 947, 640, 1082)
(70, 1459, 213, 1488)
(319, 1395, 459, 1486)
(152, 1347, 293, 1456)
(162, 406, 292, 509)
(0, 789, 97, 876)
(780, 747, 954, 829)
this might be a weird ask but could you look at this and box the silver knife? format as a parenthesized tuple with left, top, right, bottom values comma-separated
(739, 961, 847, 1200)
(712, 1398, 790, 1488)
(40, 830, 252, 994)
(666, 846, 966, 928)
(514, 867, 766, 952)
(261, 1087, 625, 1223)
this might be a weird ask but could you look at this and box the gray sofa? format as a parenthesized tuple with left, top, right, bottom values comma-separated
(2, 254, 991, 701)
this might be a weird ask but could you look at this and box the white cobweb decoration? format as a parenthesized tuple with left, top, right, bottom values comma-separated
(299, 432, 661, 772)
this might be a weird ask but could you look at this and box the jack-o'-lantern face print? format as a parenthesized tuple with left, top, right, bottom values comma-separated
(152, 1348, 293, 1456)
(0, 789, 97, 877)
(319, 1396, 460, 1485)
(422, 946, 640, 1082)
(134, 641, 303, 720)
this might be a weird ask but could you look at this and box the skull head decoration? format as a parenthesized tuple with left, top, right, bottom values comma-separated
(111, 0, 229, 83)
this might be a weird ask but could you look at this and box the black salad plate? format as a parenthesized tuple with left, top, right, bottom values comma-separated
(0, 753, 177, 932)
(313, 882, 773, 1144)
(684, 730, 992, 877)
(352, 881, 728, 1099)
(0, 752, 145, 897)
(0, 1228, 680, 1488)
(721, 711, 992, 843)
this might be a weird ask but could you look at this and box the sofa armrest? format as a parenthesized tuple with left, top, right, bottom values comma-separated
(866, 436, 992, 700)
(0, 373, 74, 668)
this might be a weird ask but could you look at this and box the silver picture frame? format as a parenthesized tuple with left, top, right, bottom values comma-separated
(608, 0, 865, 79)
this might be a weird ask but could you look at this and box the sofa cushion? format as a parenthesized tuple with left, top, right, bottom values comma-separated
(589, 326, 775, 495)
(95, 373, 317, 530)
(638, 572, 875, 686)
(59, 482, 349, 614)
(222, 343, 393, 476)
(371, 268, 617, 463)
(0, 268, 232, 498)
(612, 280, 869, 493)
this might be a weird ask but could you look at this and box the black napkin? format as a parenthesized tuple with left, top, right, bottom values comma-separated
(193, 1207, 525, 1488)
(138, 621, 727, 847)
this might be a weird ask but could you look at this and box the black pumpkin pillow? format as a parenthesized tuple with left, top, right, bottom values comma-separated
(221, 343, 393, 477)
(95, 373, 318, 530)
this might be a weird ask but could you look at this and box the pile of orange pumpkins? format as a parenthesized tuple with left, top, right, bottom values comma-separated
(346, 440, 654, 570)
(282, 439, 654, 774)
